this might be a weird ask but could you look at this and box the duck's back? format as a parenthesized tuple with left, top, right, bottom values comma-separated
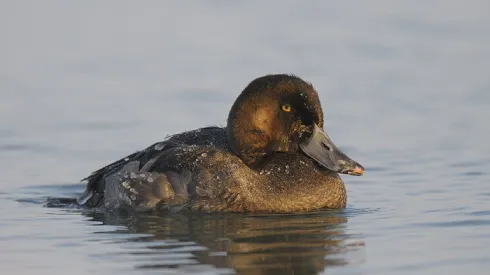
(78, 126, 229, 208)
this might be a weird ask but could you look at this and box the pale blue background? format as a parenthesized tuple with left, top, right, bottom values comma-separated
(1, 1, 489, 274)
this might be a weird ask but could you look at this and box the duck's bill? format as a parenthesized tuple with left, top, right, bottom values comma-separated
(299, 124, 364, 176)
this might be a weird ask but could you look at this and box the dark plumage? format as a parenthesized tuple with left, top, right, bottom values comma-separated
(78, 74, 364, 213)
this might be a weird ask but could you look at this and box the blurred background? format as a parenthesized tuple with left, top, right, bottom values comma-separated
(1, 1, 489, 275)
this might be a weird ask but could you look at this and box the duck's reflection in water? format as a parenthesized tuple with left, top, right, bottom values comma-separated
(87, 210, 364, 275)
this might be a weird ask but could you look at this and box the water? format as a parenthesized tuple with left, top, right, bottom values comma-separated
(1, 1, 490, 274)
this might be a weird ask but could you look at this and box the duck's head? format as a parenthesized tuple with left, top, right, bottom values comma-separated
(227, 74, 364, 176)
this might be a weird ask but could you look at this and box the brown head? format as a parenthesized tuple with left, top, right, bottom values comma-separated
(227, 74, 364, 176)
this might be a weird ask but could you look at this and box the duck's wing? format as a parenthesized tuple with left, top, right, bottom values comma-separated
(78, 126, 227, 208)
(78, 140, 184, 207)
(132, 143, 246, 213)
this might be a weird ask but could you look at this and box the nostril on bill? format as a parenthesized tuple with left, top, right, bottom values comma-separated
(322, 142, 332, 151)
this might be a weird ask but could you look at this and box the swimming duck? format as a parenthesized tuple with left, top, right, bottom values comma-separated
(78, 74, 364, 213)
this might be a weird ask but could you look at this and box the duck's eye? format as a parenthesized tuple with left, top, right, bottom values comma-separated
(281, 104, 292, 112)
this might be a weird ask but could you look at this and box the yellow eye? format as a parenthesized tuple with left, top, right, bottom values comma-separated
(281, 104, 291, 112)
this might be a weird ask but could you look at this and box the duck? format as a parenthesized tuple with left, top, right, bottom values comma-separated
(77, 74, 364, 213)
